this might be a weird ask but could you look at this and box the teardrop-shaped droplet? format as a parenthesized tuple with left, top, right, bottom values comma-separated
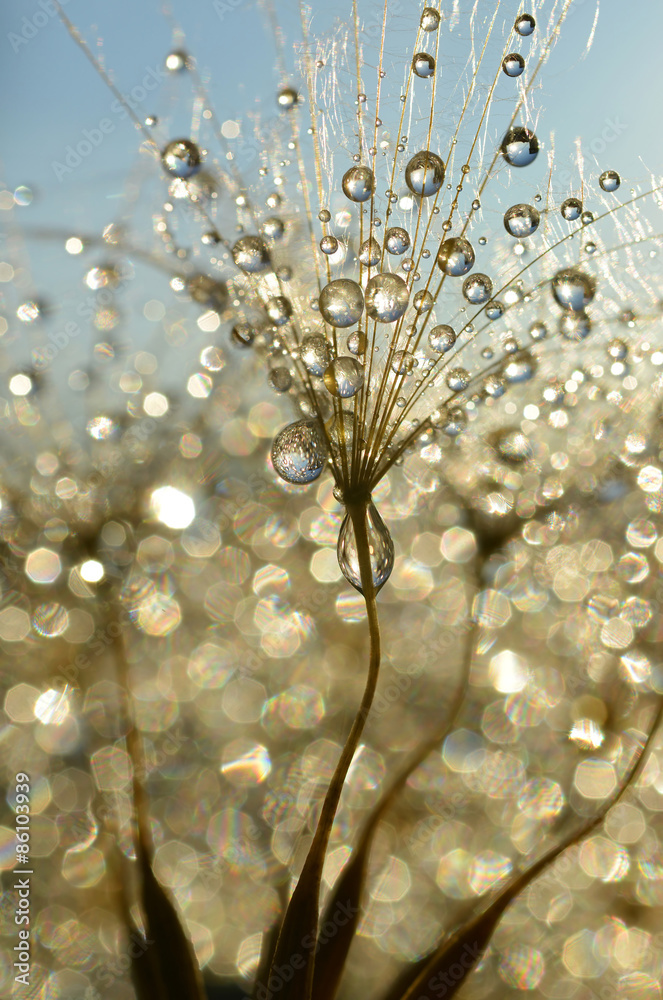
(161, 139, 201, 179)
(500, 127, 539, 167)
(271, 419, 327, 484)
(503, 203, 540, 237)
(551, 269, 596, 312)
(365, 273, 409, 322)
(342, 166, 375, 203)
(301, 334, 332, 375)
(405, 150, 445, 196)
(232, 236, 271, 273)
(319, 279, 365, 327)
(437, 237, 475, 276)
(337, 502, 394, 593)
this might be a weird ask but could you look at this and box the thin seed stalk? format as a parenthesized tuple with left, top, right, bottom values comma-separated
(265, 499, 381, 1000)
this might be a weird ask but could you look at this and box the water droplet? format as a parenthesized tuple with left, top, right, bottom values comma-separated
(585, 241, 597, 254)
(551, 269, 596, 312)
(188, 273, 228, 312)
(231, 323, 256, 348)
(463, 272, 493, 304)
(599, 169, 620, 192)
(581, 210, 595, 225)
(529, 321, 547, 341)
(165, 50, 189, 72)
(268, 367, 292, 392)
(607, 338, 628, 360)
(265, 296, 293, 326)
(428, 324, 456, 353)
(301, 334, 332, 375)
(324, 357, 365, 397)
(337, 502, 394, 593)
(320, 235, 339, 254)
(446, 368, 470, 392)
(561, 197, 582, 221)
(232, 235, 271, 273)
(503, 203, 540, 237)
(365, 273, 410, 322)
(201, 230, 220, 245)
(412, 52, 435, 78)
(558, 312, 592, 341)
(386, 227, 411, 255)
(420, 7, 441, 30)
(514, 13, 535, 36)
(391, 350, 417, 374)
(486, 300, 504, 320)
(405, 150, 445, 196)
(503, 354, 535, 383)
(271, 419, 327, 484)
(342, 166, 375, 202)
(502, 53, 525, 77)
(414, 289, 434, 312)
(261, 217, 285, 240)
(498, 429, 532, 462)
(440, 407, 467, 436)
(277, 87, 298, 110)
(318, 209, 331, 223)
(359, 237, 381, 266)
(319, 279, 365, 327)
(347, 330, 367, 355)
(500, 127, 539, 167)
(483, 374, 506, 398)
(437, 237, 475, 276)
(161, 139, 201, 179)
(472, 199, 481, 211)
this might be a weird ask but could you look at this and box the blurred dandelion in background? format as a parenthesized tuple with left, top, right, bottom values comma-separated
(2, 2, 663, 1000)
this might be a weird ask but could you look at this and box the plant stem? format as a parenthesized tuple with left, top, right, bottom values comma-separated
(265, 498, 382, 1000)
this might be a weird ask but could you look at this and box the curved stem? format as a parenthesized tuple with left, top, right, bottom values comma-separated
(266, 499, 382, 1000)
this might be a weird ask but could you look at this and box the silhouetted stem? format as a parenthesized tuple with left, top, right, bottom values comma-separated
(265, 499, 382, 1000)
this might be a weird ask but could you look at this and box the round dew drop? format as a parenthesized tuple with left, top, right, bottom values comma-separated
(365, 273, 410, 322)
(502, 53, 525, 77)
(161, 139, 201, 179)
(323, 357, 365, 397)
(437, 237, 475, 276)
(266, 296, 293, 326)
(319, 279, 365, 328)
(405, 151, 445, 196)
(301, 334, 332, 375)
(599, 169, 621, 192)
(277, 87, 298, 110)
(347, 330, 367, 355)
(551, 269, 596, 312)
(558, 312, 592, 341)
(446, 368, 471, 392)
(428, 325, 456, 353)
(272, 419, 327, 484)
(500, 127, 539, 167)
(320, 235, 339, 255)
(420, 7, 441, 31)
(503, 203, 540, 238)
(342, 166, 375, 203)
(385, 227, 411, 255)
(268, 367, 292, 392)
(232, 236, 271, 273)
(561, 197, 582, 221)
(231, 323, 256, 348)
(412, 52, 435, 78)
(514, 13, 536, 36)
(463, 273, 493, 305)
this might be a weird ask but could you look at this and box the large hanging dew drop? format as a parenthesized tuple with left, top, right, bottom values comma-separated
(420, 7, 441, 30)
(428, 324, 456, 353)
(437, 237, 475, 276)
(561, 197, 582, 221)
(599, 169, 621, 192)
(503, 203, 540, 237)
(342, 166, 375, 203)
(500, 127, 539, 167)
(337, 502, 395, 593)
(365, 273, 409, 322)
(385, 227, 411, 255)
(271, 419, 327, 484)
(412, 52, 436, 78)
(319, 279, 364, 327)
(301, 334, 332, 375)
(514, 13, 536, 35)
(161, 139, 202, 179)
(359, 237, 381, 266)
(405, 151, 445, 196)
(462, 273, 493, 304)
(232, 236, 271, 273)
(551, 269, 596, 312)
(323, 357, 365, 398)
(502, 53, 525, 77)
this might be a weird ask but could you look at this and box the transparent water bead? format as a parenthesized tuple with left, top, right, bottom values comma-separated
(337, 502, 394, 593)
(365, 273, 409, 322)
(320, 235, 339, 255)
(188, 273, 228, 312)
(323, 357, 364, 397)
(561, 197, 582, 221)
(271, 419, 327, 484)
(161, 139, 201, 179)
(232, 236, 271, 273)
(231, 323, 256, 347)
(359, 237, 381, 266)
(391, 350, 417, 375)
(503, 355, 535, 383)
(599, 169, 621, 192)
(386, 227, 411, 255)
(413, 289, 434, 312)
(502, 53, 525, 77)
(551, 269, 596, 312)
(412, 53, 435, 78)
(504, 203, 540, 238)
(607, 338, 628, 360)
(446, 368, 471, 392)
(514, 13, 535, 36)
(261, 217, 285, 240)
(428, 324, 456, 352)
(342, 166, 375, 203)
(437, 237, 475, 276)
(319, 279, 364, 327)
(298, 337, 331, 379)
(165, 49, 189, 72)
(266, 296, 293, 326)
(483, 374, 506, 398)
(347, 330, 367, 355)
(277, 87, 298, 110)
(498, 429, 532, 462)
(500, 127, 539, 167)
(267, 367, 292, 392)
(463, 273, 493, 305)
(420, 7, 441, 30)
(529, 321, 547, 341)
(485, 300, 504, 320)
(405, 151, 445, 196)
(559, 312, 592, 341)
